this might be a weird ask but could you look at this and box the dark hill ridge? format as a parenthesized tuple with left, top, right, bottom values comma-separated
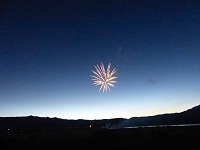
(0, 116, 124, 130)
(0, 105, 200, 130)
(108, 104, 200, 128)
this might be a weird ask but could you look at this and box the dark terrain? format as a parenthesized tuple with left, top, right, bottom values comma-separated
(0, 105, 200, 150)
(0, 126, 200, 150)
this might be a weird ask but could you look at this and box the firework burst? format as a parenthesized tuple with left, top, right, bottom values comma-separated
(91, 63, 117, 92)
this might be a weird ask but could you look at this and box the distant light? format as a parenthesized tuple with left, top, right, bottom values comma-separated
(89, 125, 92, 128)
(8, 129, 10, 131)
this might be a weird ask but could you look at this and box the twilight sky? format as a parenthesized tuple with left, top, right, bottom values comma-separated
(0, 0, 200, 119)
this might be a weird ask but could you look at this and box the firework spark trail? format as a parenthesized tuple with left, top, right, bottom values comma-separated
(91, 63, 117, 92)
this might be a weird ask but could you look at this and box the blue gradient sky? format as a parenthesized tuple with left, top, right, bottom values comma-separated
(0, 0, 200, 119)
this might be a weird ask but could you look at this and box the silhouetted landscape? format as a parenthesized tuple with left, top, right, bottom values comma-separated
(0, 105, 200, 150)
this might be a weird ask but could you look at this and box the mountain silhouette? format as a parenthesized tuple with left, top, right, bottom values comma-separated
(107, 104, 200, 128)
(0, 105, 200, 130)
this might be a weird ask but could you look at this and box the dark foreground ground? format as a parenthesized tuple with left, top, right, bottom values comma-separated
(0, 126, 199, 150)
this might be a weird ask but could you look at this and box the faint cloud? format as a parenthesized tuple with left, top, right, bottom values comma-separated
(117, 46, 123, 53)
(148, 79, 157, 85)
(116, 46, 136, 70)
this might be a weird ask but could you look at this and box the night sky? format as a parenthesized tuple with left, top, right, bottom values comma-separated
(0, 0, 200, 119)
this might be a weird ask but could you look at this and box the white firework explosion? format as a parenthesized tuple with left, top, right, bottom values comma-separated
(91, 63, 117, 92)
